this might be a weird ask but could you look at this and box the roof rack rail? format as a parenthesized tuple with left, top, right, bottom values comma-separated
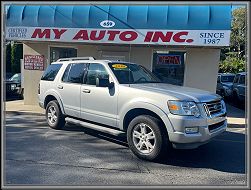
(57, 57, 95, 62)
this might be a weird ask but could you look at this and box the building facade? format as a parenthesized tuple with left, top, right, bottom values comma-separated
(5, 4, 232, 105)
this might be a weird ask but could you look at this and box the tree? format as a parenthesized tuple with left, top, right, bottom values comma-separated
(219, 7, 246, 73)
(230, 7, 246, 58)
(11, 43, 23, 73)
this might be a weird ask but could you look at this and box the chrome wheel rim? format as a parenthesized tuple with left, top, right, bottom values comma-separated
(132, 123, 156, 154)
(47, 105, 57, 125)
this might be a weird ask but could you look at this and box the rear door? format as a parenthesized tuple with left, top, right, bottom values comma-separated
(57, 63, 87, 118)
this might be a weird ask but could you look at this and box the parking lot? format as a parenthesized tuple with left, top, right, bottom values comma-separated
(3, 100, 247, 186)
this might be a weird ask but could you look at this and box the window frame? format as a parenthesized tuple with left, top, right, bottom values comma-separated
(41, 63, 63, 81)
(61, 63, 87, 84)
(84, 63, 110, 86)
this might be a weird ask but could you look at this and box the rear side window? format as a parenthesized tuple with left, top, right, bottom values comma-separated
(62, 63, 87, 84)
(239, 75, 246, 85)
(41, 64, 62, 81)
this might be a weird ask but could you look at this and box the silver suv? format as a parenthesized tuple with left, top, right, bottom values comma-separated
(38, 57, 227, 160)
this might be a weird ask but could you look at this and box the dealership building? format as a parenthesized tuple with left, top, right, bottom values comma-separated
(5, 4, 232, 105)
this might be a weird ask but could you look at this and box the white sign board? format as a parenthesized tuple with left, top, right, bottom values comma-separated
(6, 27, 230, 46)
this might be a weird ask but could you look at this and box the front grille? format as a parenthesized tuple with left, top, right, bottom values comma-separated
(204, 100, 222, 117)
(208, 120, 225, 132)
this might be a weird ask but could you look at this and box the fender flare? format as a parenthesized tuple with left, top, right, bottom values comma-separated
(44, 90, 65, 114)
(119, 101, 174, 132)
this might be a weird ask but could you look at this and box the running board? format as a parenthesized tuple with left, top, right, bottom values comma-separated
(65, 117, 125, 136)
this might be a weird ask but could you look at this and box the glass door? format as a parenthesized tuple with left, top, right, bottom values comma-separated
(50, 47, 77, 63)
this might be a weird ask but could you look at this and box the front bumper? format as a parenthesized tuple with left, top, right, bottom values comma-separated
(168, 110, 227, 149)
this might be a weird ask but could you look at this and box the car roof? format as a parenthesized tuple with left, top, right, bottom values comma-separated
(237, 72, 246, 75)
(218, 73, 235, 76)
(51, 59, 137, 65)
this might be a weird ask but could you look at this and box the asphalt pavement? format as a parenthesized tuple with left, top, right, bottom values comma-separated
(4, 111, 247, 186)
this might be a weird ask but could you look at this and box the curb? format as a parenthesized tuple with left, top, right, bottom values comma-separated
(5, 111, 45, 116)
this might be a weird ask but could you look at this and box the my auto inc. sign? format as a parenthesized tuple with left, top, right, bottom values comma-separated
(6, 20, 230, 46)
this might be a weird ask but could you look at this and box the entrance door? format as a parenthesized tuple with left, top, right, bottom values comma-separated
(50, 47, 77, 63)
(80, 63, 118, 127)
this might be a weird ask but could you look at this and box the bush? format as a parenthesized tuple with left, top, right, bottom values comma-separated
(219, 54, 245, 73)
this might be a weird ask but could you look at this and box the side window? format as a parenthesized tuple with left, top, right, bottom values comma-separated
(233, 74, 240, 83)
(62, 64, 71, 82)
(86, 63, 109, 85)
(239, 75, 245, 85)
(41, 64, 62, 81)
(62, 63, 87, 84)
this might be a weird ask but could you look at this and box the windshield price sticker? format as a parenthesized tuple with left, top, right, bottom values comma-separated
(112, 64, 128, 69)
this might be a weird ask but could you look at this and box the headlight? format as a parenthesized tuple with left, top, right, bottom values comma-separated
(11, 84, 16, 90)
(167, 101, 200, 117)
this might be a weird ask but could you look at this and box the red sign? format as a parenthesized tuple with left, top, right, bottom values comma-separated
(157, 55, 181, 65)
(24, 55, 44, 70)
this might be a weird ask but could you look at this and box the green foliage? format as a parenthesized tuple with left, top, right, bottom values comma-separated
(11, 43, 23, 73)
(230, 7, 246, 57)
(219, 52, 245, 73)
(219, 7, 246, 73)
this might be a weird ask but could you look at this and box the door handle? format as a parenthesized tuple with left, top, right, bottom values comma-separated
(57, 85, 63, 89)
(82, 89, 91, 93)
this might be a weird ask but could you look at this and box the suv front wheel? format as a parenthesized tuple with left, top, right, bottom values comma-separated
(127, 115, 168, 161)
(46, 100, 65, 129)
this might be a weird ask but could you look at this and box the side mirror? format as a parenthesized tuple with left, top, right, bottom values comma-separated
(96, 78, 114, 88)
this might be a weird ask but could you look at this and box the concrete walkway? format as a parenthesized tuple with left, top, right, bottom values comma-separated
(5, 100, 45, 115)
(5, 100, 246, 127)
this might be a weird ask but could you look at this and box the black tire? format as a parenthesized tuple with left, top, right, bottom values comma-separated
(127, 115, 169, 161)
(46, 100, 65, 129)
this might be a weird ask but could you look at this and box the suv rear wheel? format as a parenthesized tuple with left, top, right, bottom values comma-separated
(46, 100, 65, 129)
(127, 115, 168, 161)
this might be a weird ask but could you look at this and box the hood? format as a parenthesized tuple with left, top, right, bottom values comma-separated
(221, 82, 233, 88)
(129, 83, 221, 103)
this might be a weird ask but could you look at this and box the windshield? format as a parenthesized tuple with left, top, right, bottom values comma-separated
(221, 75, 235, 82)
(108, 63, 161, 84)
(9, 73, 21, 82)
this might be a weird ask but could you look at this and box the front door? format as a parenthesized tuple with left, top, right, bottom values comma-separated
(80, 63, 118, 127)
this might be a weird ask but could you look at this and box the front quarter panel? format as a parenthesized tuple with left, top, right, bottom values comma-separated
(118, 86, 174, 132)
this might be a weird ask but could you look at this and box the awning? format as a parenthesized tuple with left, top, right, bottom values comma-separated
(5, 5, 232, 46)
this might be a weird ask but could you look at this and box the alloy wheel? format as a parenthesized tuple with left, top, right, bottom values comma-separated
(132, 123, 156, 154)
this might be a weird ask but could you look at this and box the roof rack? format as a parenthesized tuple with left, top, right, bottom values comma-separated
(57, 57, 95, 62)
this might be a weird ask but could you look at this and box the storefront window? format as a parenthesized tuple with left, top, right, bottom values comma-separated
(50, 47, 77, 63)
(152, 51, 186, 86)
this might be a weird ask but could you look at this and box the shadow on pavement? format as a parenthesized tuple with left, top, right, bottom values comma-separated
(5, 113, 246, 175)
(62, 124, 245, 175)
